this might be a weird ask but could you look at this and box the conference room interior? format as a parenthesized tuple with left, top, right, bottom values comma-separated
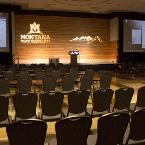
(1, 2, 145, 145)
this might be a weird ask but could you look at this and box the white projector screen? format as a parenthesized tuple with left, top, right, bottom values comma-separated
(0, 12, 9, 52)
(123, 19, 145, 52)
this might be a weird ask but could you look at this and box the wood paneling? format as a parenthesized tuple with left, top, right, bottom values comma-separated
(14, 15, 118, 64)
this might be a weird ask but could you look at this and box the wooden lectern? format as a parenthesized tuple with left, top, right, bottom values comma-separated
(69, 50, 79, 65)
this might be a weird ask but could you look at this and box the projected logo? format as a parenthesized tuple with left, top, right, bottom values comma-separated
(20, 22, 50, 44)
(28, 22, 42, 34)
(70, 35, 103, 44)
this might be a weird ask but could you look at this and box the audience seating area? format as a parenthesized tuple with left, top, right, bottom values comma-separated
(0, 63, 145, 145)
(5, 109, 145, 145)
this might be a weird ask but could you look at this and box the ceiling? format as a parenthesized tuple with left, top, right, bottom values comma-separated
(0, 0, 145, 14)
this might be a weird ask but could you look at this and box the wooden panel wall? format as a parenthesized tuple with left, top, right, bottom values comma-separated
(14, 15, 118, 64)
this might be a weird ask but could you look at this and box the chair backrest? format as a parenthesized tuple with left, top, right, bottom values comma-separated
(67, 91, 90, 116)
(113, 87, 134, 111)
(62, 75, 75, 91)
(19, 71, 29, 79)
(3, 71, 14, 81)
(42, 77, 56, 92)
(80, 76, 92, 90)
(0, 65, 6, 72)
(93, 89, 114, 112)
(6, 119, 47, 145)
(96, 112, 130, 145)
(20, 64, 28, 72)
(35, 71, 45, 80)
(31, 63, 38, 69)
(136, 86, 145, 108)
(8, 65, 17, 74)
(69, 67, 79, 79)
(0, 96, 9, 123)
(55, 116, 92, 145)
(84, 69, 94, 80)
(125, 108, 145, 144)
(59, 66, 66, 74)
(45, 66, 53, 74)
(40, 92, 64, 117)
(33, 67, 41, 73)
(38, 63, 46, 70)
(0, 79, 10, 94)
(100, 72, 112, 89)
(13, 93, 38, 119)
(51, 70, 61, 80)
(17, 78, 32, 93)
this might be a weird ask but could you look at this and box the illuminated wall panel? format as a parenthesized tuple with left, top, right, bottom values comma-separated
(14, 15, 118, 64)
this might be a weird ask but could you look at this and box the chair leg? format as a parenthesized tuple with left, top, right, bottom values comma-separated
(124, 136, 130, 145)
(61, 112, 65, 118)
(38, 94, 41, 108)
(9, 96, 14, 112)
(67, 111, 69, 117)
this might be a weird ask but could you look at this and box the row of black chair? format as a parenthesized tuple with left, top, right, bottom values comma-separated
(6, 109, 145, 145)
(0, 68, 113, 94)
(1, 65, 87, 81)
(0, 86, 143, 127)
(0, 74, 93, 95)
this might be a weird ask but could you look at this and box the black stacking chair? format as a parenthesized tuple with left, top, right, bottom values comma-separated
(125, 108, 145, 145)
(51, 70, 61, 80)
(8, 65, 17, 74)
(17, 78, 32, 93)
(39, 92, 64, 122)
(66, 90, 90, 117)
(3, 71, 14, 81)
(45, 66, 53, 75)
(59, 65, 66, 74)
(85, 69, 94, 80)
(99, 72, 112, 89)
(96, 112, 130, 145)
(69, 66, 79, 79)
(79, 76, 93, 91)
(37, 77, 56, 106)
(19, 70, 30, 79)
(35, 71, 45, 80)
(133, 86, 145, 111)
(6, 119, 47, 145)
(0, 79, 11, 97)
(55, 116, 92, 145)
(41, 77, 56, 93)
(33, 71, 45, 93)
(0, 96, 11, 127)
(33, 67, 41, 74)
(38, 63, 46, 71)
(13, 93, 38, 120)
(113, 87, 134, 112)
(88, 88, 114, 117)
(61, 75, 75, 93)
